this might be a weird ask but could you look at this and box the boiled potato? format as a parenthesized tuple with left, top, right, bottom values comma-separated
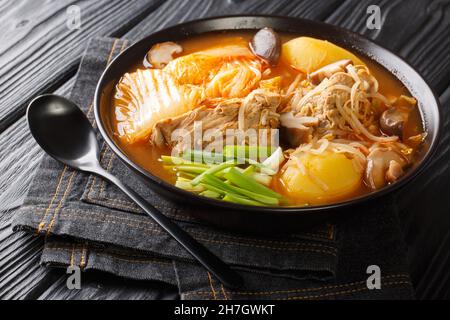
(281, 37, 365, 73)
(281, 151, 363, 204)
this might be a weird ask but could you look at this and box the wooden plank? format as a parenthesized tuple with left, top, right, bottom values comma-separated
(38, 271, 179, 300)
(0, 79, 74, 300)
(397, 86, 450, 299)
(123, 0, 343, 42)
(0, 0, 164, 133)
(326, 0, 450, 94)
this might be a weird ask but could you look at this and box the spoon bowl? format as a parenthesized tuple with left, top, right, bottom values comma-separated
(27, 95, 100, 171)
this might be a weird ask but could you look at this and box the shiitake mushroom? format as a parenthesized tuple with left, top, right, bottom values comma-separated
(144, 41, 182, 68)
(249, 27, 281, 66)
(379, 107, 409, 137)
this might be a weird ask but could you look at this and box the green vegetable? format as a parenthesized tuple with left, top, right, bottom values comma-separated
(240, 166, 271, 186)
(161, 155, 210, 167)
(191, 160, 236, 185)
(164, 166, 207, 174)
(181, 149, 275, 174)
(175, 179, 205, 192)
(174, 166, 207, 174)
(223, 194, 264, 206)
(201, 174, 278, 205)
(199, 190, 222, 199)
(223, 168, 283, 199)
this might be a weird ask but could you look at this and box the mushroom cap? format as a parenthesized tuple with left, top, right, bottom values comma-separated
(380, 107, 409, 137)
(249, 27, 281, 66)
(145, 41, 183, 69)
(365, 147, 407, 189)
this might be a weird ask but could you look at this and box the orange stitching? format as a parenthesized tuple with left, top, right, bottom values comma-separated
(183, 274, 410, 296)
(101, 189, 338, 250)
(46, 39, 120, 234)
(221, 284, 229, 300)
(80, 244, 87, 269)
(98, 149, 115, 199)
(207, 272, 217, 300)
(40, 208, 336, 253)
(38, 166, 68, 232)
(47, 246, 171, 265)
(90, 191, 334, 241)
(46, 244, 170, 261)
(95, 253, 172, 265)
(93, 193, 338, 251)
(86, 38, 119, 118)
(87, 143, 111, 200)
(87, 195, 336, 250)
(40, 209, 337, 255)
(88, 39, 128, 199)
(328, 224, 335, 240)
(46, 170, 76, 235)
(279, 281, 411, 300)
(69, 244, 75, 267)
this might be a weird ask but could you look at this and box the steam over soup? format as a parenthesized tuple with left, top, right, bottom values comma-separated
(109, 29, 425, 207)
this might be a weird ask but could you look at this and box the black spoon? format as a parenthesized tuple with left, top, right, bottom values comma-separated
(27, 94, 243, 289)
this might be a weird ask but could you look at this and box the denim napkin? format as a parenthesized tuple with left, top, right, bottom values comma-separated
(13, 37, 413, 299)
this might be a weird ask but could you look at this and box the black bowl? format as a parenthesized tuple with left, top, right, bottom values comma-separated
(94, 15, 441, 234)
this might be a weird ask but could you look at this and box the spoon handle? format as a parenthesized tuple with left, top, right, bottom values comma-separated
(94, 167, 243, 289)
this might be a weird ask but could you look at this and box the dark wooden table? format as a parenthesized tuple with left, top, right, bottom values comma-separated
(1, 0, 449, 300)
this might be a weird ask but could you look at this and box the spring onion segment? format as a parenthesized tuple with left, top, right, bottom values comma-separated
(160, 148, 285, 206)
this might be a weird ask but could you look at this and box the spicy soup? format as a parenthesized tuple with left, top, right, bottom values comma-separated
(107, 30, 425, 206)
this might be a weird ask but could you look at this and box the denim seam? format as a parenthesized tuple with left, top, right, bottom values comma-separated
(46, 244, 171, 259)
(279, 281, 411, 300)
(184, 274, 410, 297)
(38, 165, 68, 233)
(37, 208, 337, 253)
(46, 39, 120, 235)
(207, 271, 217, 300)
(46, 246, 172, 265)
(46, 170, 76, 235)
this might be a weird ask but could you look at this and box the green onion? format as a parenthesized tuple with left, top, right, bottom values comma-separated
(191, 160, 236, 185)
(161, 155, 210, 167)
(177, 172, 196, 179)
(164, 165, 207, 174)
(199, 190, 222, 199)
(181, 149, 275, 174)
(201, 182, 226, 195)
(175, 179, 205, 192)
(174, 166, 207, 174)
(202, 174, 278, 205)
(223, 194, 264, 206)
(224, 168, 283, 199)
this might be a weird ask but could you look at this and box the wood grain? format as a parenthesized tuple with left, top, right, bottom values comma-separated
(38, 271, 179, 300)
(396, 86, 450, 299)
(0, 0, 164, 133)
(0, 0, 449, 300)
(0, 79, 74, 300)
(123, 0, 343, 42)
(326, 0, 450, 93)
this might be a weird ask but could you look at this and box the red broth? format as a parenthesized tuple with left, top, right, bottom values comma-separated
(108, 31, 424, 205)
